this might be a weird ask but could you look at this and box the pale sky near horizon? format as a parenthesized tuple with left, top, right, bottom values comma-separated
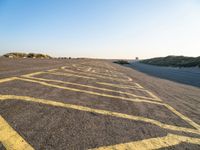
(0, 0, 200, 59)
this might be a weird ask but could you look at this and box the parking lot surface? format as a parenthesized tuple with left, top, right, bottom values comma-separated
(0, 58, 200, 150)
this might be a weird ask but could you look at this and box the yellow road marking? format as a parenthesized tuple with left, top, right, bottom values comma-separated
(48, 72, 96, 79)
(22, 72, 44, 77)
(145, 90, 162, 101)
(62, 66, 114, 77)
(4, 71, 199, 131)
(23, 76, 160, 101)
(62, 68, 131, 82)
(0, 115, 34, 150)
(130, 84, 200, 130)
(96, 82, 145, 90)
(2, 67, 200, 131)
(89, 70, 118, 77)
(16, 77, 164, 105)
(47, 69, 58, 72)
(164, 104, 200, 131)
(0, 77, 18, 84)
(62, 65, 121, 78)
(96, 82, 162, 101)
(135, 83, 144, 89)
(15, 77, 200, 130)
(91, 133, 200, 150)
(0, 94, 199, 135)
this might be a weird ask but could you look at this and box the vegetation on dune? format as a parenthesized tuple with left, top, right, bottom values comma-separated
(113, 60, 130, 65)
(140, 56, 200, 67)
(3, 52, 52, 59)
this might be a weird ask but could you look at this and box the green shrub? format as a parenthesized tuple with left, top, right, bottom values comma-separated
(3, 52, 52, 59)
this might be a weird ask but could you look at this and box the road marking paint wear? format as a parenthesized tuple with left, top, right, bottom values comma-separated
(62, 68, 131, 82)
(23, 76, 159, 101)
(91, 133, 200, 150)
(76, 67, 118, 77)
(0, 94, 199, 135)
(0, 115, 34, 150)
(61, 65, 119, 77)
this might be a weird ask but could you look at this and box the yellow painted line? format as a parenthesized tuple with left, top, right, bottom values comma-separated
(145, 90, 162, 101)
(0, 94, 199, 135)
(24, 76, 160, 102)
(62, 65, 123, 79)
(48, 72, 96, 79)
(15, 77, 200, 130)
(1, 69, 199, 131)
(96, 82, 146, 91)
(22, 72, 44, 77)
(91, 133, 200, 150)
(0, 77, 18, 84)
(2, 69, 199, 131)
(62, 66, 118, 77)
(2, 76, 198, 131)
(133, 85, 200, 130)
(164, 104, 200, 131)
(62, 68, 131, 82)
(125, 82, 163, 101)
(0, 115, 34, 150)
(16, 77, 164, 105)
(135, 83, 144, 89)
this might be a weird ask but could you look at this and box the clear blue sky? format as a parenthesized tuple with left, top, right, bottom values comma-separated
(0, 0, 200, 59)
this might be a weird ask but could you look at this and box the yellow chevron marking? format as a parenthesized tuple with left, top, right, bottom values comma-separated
(0, 94, 199, 135)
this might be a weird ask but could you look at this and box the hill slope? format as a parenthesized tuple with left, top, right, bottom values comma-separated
(140, 56, 200, 67)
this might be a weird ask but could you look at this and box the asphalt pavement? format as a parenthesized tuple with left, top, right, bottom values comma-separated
(0, 58, 200, 150)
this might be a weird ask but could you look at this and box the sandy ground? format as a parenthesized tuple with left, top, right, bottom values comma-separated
(0, 58, 199, 150)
